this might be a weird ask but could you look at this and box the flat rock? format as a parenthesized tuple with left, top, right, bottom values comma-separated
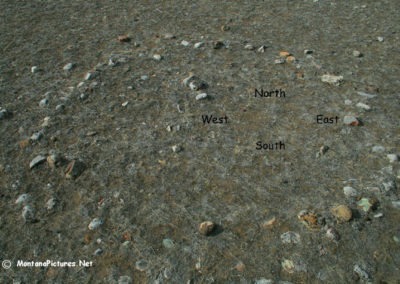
(65, 159, 86, 179)
(29, 155, 46, 169)
(321, 74, 343, 86)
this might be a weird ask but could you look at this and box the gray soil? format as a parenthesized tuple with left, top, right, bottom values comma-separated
(1, 1, 399, 283)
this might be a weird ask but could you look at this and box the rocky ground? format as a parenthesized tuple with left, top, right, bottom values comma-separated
(1, 0, 399, 283)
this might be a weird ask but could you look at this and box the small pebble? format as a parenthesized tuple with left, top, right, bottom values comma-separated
(162, 238, 175, 249)
(304, 49, 313, 54)
(181, 40, 190, 46)
(372, 145, 385, 153)
(244, 43, 254, 50)
(373, 212, 383, 218)
(194, 42, 204, 48)
(164, 33, 175, 39)
(29, 155, 46, 169)
(357, 197, 378, 212)
(65, 159, 86, 179)
(255, 279, 273, 284)
(343, 115, 360, 126)
(213, 40, 224, 49)
(326, 227, 340, 241)
(195, 93, 208, 101)
(331, 205, 352, 222)
(352, 50, 362, 57)
(30, 131, 43, 142)
(343, 186, 358, 197)
(377, 36, 384, 42)
(262, 216, 277, 228)
(22, 205, 35, 223)
(63, 63, 74, 71)
(93, 248, 103, 256)
(122, 101, 129, 107)
(45, 197, 57, 210)
(171, 145, 182, 153)
(15, 193, 31, 205)
(257, 45, 267, 53)
(279, 51, 291, 57)
(356, 102, 371, 110)
(31, 66, 39, 73)
(39, 98, 49, 107)
(387, 154, 398, 163)
(42, 117, 50, 127)
(198, 221, 215, 236)
(153, 54, 162, 61)
(280, 231, 301, 244)
(353, 264, 370, 281)
(345, 99, 352, 105)
(274, 58, 285, 64)
(140, 75, 149, 81)
(118, 276, 132, 284)
(321, 74, 343, 85)
(391, 201, 400, 209)
(88, 218, 103, 230)
(84, 72, 93, 80)
(0, 108, 10, 120)
(117, 35, 130, 42)
(135, 260, 149, 272)
(55, 104, 65, 112)
(357, 91, 377, 98)
(286, 55, 296, 63)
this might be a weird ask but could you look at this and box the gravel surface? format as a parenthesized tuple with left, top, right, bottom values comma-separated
(1, 1, 399, 283)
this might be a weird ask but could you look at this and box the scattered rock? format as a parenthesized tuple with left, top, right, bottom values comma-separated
(357, 91, 376, 98)
(353, 264, 370, 281)
(213, 40, 224, 49)
(255, 279, 273, 284)
(198, 221, 215, 236)
(331, 205, 352, 222)
(30, 131, 43, 142)
(304, 49, 313, 54)
(343, 186, 358, 198)
(153, 54, 162, 61)
(45, 197, 57, 210)
(135, 260, 149, 272)
(181, 40, 190, 46)
(274, 58, 285, 64)
(63, 63, 74, 71)
(39, 98, 49, 107)
(326, 227, 340, 241)
(162, 238, 175, 249)
(88, 218, 103, 230)
(118, 276, 132, 284)
(286, 56, 296, 63)
(280, 231, 301, 244)
(373, 212, 383, 218)
(55, 104, 65, 113)
(0, 108, 11, 120)
(183, 74, 206, 91)
(372, 145, 385, 153)
(353, 50, 362, 57)
(257, 45, 267, 53)
(122, 101, 129, 107)
(29, 155, 46, 169)
(279, 51, 291, 57)
(316, 145, 329, 157)
(244, 43, 254, 50)
(387, 154, 398, 163)
(262, 216, 277, 228)
(93, 248, 103, 256)
(356, 102, 371, 110)
(163, 33, 175, 39)
(22, 205, 35, 223)
(357, 197, 378, 212)
(281, 258, 307, 274)
(15, 194, 31, 206)
(343, 115, 360, 126)
(391, 201, 400, 209)
(31, 66, 39, 73)
(321, 74, 343, 86)
(195, 93, 208, 101)
(84, 72, 93, 80)
(345, 99, 352, 105)
(235, 261, 245, 272)
(194, 42, 204, 48)
(171, 145, 182, 153)
(117, 35, 130, 42)
(377, 36, 384, 42)
(65, 159, 86, 179)
(297, 210, 323, 230)
(47, 152, 64, 168)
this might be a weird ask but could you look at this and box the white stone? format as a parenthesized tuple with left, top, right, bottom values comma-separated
(343, 186, 358, 197)
(356, 102, 371, 110)
(195, 93, 208, 101)
(22, 205, 35, 222)
(377, 36, 384, 42)
(343, 115, 359, 125)
(30, 131, 43, 141)
(63, 63, 74, 71)
(344, 99, 352, 105)
(84, 72, 93, 80)
(122, 101, 129, 107)
(274, 58, 285, 64)
(357, 91, 376, 98)
(31, 66, 39, 73)
(257, 45, 267, 53)
(39, 98, 49, 107)
(46, 197, 57, 210)
(29, 155, 46, 169)
(153, 54, 162, 61)
(387, 154, 398, 163)
(321, 74, 343, 85)
(181, 40, 190, 46)
(172, 145, 182, 153)
(88, 218, 103, 230)
(15, 194, 31, 205)
(372, 145, 385, 153)
(194, 42, 204, 48)
(244, 43, 254, 50)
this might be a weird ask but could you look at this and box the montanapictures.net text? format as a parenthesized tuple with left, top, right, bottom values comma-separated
(17, 259, 93, 267)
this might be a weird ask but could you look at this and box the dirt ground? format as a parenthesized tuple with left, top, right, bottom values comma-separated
(1, 1, 399, 283)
